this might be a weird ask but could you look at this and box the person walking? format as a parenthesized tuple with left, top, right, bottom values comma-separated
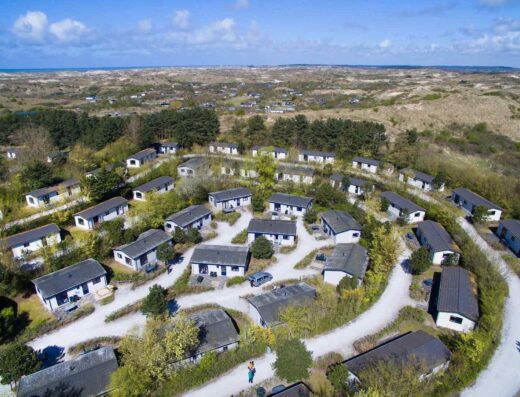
(248, 368, 254, 383)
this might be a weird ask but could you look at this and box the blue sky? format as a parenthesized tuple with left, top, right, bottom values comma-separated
(1, 0, 519, 68)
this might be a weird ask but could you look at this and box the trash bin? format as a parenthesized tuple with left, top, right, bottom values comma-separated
(256, 387, 266, 397)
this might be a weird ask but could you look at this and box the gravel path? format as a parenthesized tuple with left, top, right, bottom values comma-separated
(458, 217, 520, 397)
(184, 245, 413, 397)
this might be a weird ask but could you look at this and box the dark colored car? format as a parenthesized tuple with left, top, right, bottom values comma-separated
(144, 263, 158, 273)
(422, 278, 433, 288)
(248, 272, 273, 287)
(315, 253, 327, 262)
(271, 385, 286, 394)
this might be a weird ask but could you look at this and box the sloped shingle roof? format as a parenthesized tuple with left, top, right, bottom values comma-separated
(178, 156, 207, 170)
(4, 223, 60, 248)
(127, 148, 156, 161)
(300, 149, 335, 157)
(499, 219, 520, 240)
(114, 229, 172, 259)
(74, 197, 128, 219)
(269, 193, 313, 208)
(267, 382, 312, 397)
(166, 205, 212, 227)
(324, 243, 369, 279)
(437, 266, 479, 322)
(188, 309, 239, 356)
(134, 176, 174, 193)
(452, 188, 503, 211)
(381, 191, 425, 213)
(353, 156, 380, 167)
(321, 210, 361, 234)
(209, 187, 251, 203)
(401, 169, 435, 184)
(190, 245, 250, 267)
(248, 219, 297, 236)
(417, 220, 456, 252)
(26, 178, 80, 198)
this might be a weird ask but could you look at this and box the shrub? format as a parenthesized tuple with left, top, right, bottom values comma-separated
(337, 275, 358, 292)
(380, 197, 389, 211)
(141, 284, 168, 317)
(226, 276, 247, 287)
(273, 339, 313, 382)
(172, 228, 187, 244)
(231, 229, 248, 244)
(186, 228, 202, 244)
(304, 209, 317, 224)
(251, 194, 265, 212)
(409, 247, 432, 275)
(328, 363, 349, 392)
(251, 236, 274, 259)
(105, 301, 142, 323)
(157, 243, 175, 263)
(472, 205, 488, 224)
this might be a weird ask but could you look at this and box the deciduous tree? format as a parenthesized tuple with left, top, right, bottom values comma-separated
(273, 339, 313, 382)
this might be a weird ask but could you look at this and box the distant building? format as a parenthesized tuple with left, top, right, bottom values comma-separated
(416, 221, 459, 265)
(352, 156, 380, 174)
(113, 229, 172, 271)
(247, 283, 316, 327)
(268, 193, 313, 216)
(320, 210, 362, 244)
(436, 267, 479, 332)
(322, 243, 369, 286)
(46, 151, 68, 164)
(126, 148, 157, 168)
(6, 147, 21, 160)
(132, 176, 174, 201)
(275, 166, 315, 185)
(73, 197, 129, 230)
(165, 205, 212, 232)
(346, 177, 370, 196)
(2, 224, 61, 259)
(177, 157, 209, 178)
(399, 169, 444, 192)
(380, 191, 426, 223)
(209, 142, 239, 155)
(298, 150, 335, 164)
(247, 219, 297, 246)
(25, 179, 81, 208)
(190, 245, 250, 277)
(451, 188, 502, 222)
(208, 187, 251, 210)
(330, 173, 344, 190)
(32, 259, 107, 311)
(252, 146, 287, 160)
(17, 346, 118, 397)
(159, 142, 180, 155)
(496, 219, 520, 256)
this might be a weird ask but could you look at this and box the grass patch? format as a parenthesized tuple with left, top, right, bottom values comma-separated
(294, 249, 318, 269)
(203, 231, 218, 241)
(167, 265, 214, 299)
(422, 93, 442, 101)
(105, 301, 142, 323)
(231, 228, 248, 244)
(99, 294, 115, 306)
(213, 211, 241, 225)
(502, 254, 520, 277)
(246, 257, 275, 275)
(68, 336, 121, 356)
(16, 294, 54, 333)
(226, 276, 247, 287)
(279, 244, 297, 254)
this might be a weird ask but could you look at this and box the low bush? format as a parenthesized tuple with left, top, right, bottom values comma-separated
(226, 276, 247, 287)
(105, 301, 142, 323)
(99, 294, 115, 306)
(294, 250, 317, 269)
(213, 211, 241, 225)
(231, 229, 248, 244)
(251, 236, 274, 259)
(67, 336, 121, 356)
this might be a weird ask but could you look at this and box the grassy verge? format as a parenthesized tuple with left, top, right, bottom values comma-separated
(246, 257, 275, 275)
(105, 301, 142, 323)
(226, 276, 247, 287)
(294, 249, 318, 269)
(502, 254, 520, 277)
(213, 211, 241, 225)
(68, 336, 121, 356)
(231, 229, 248, 244)
(99, 294, 115, 306)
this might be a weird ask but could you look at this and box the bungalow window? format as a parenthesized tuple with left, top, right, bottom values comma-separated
(125, 257, 131, 265)
(352, 232, 360, 238)
(28, 197, 35, 204)
(93, 276, 102, 284)
(117, 253, 123, 259)
(231, 266, 239, 271)
(449, 315, 463, 324)
(23, 242, 30, 247)
(414, 212, 421, 217)
(283, 235, 289, 240)
(77, 218, 84, 225)
(488, 210, 495, 215)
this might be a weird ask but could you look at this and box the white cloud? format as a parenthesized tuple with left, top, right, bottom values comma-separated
(49, 18, 89, 42)
(173, 10, 190, 29)
(137, 18, 152, 33)
(493, 18, 520, 33)
(379, 39, 391, 49)
(167, 18, 238, 45)
(479, 0, 510, 6)
(13, 11, 48, 42)
(234, 0, 250, 10)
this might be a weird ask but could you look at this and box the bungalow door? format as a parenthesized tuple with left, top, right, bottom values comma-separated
(221, 266, 227, 276)
(82, 283, 89, 295)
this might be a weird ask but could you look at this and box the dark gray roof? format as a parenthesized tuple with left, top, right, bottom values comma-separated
(166, 205, 212, 227)
(330, 173, 343, 182)
(267, 382, 312, 397)
(178, 156, 207, 170)
(401, 169, 435, 184)
(187, 309, 239, 356)
(269, 193, 313, 208)
(134, 176, 174, 193)
(437, 267, 479, 322)
(277, 165, 315, 177)
(321, 210, 361, 234)
(348, 177, 368, 187)
(210, 142, 238, 149)
(114, 229, 172, 259)
(248, 219, 297, 236)
(300, 149, 335, 157)
(127, 148, 156, 161)
(26, 178, 80, 198)
(353, 156, 380, 167)
(417, 220, 456, 253)
(499, 219, 520, 239)
(452, 188, 503, 211)
(161, 141, 180, 148)
(247, 283, 316, 326)
(7, 147, 20, 154)
(324, 243, 369, 280)
(253, 146, 287, 154)
(4, 223, 60, 249)
(209, 187, 251, 203)
(17, 347, 118, 397)
(32, 259, 106, 299)
(85, 162, 123, 177)
(74, 197, 128, 219)
(190, 245, 250, 267)
(381, 191, 425, 213)
(343, 331, 451, 377)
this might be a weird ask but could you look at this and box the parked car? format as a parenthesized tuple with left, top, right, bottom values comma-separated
(196, 275, 204, 283)
(422, 278, 433, 288)
(271, 212, 280, 220)
(248, 272, 273, 287)
(271, 385, 286, 394)
(223, 207, 236, 214)
(315, 253, 327, 262)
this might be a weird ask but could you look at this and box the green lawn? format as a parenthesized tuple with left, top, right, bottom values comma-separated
(16, 294, 54, 332)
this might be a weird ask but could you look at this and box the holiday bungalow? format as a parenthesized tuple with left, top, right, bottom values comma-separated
(346, 177, 370, 196)
(330, 173, 344, 189)
(32, 258, 107, 311)
(247, 283, 316, 327)
(73, 197, 129, 230)
(6, 147, 20, 160)
(25, 178, 81, 208)
(275, 165, 315, 185)
(352, 156, 380, 174)
(177, 157, 209, 178)
(436, 267, 479, 332)
(17, 347, 118, 397)
(268, 193, 313, 216)
(497, 219, 520, 256)
(113, 229, 172, 271)
(247, 219, 297, 246)
(322, 243, 369, 286)
(252, 146, 287, 160)
(126, 148, 157, 168)
(298, 149, 335, 164)
(132, 176, 174, 201)
(321, 210, 362, 244)
(342, 331, 451, 383)
(416, 221, 459, 265)
(209, 142, 239, 155)
(208, 187, 251, 210)
(190, 245, 250, 277)
(164, 205, 212, 232)
(159, 142, 180, 155)
(399, 169, 444, 192)
(381, 191, 426, 223)
(451, 188, 502, 222)
(2, 224, 61, 259)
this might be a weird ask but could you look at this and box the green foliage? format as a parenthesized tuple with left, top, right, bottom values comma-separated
(337, 275, 358, 292)
(130, 191, 187, 230)
(20, 161, 54, 190)
(246, 115, 265, 137)
(251, 236, 274, 259)
(0, 343, 41, 387)
(304, 208, 317, 224)
(157, 243, 175, 263)
(82, 169, 124, 201)
(141, 284, 168, 317)
(315, 182, 346, 207)
(410, 247, 432, 275)
(186, 228, 202, 244)
(322, 163, 333, 177)
(172, 228, 187, 244)
(231, 229, 248, 244)
(251, 194, 265, 212)
(328, 364, 349, 392)
(380, 197, 389, 211)
(255, 154, 276, 195)
(472, 205, 488, 224)
(0, 306, 16, 343)
(406, 129, 418, 144)
(273, 339, 313, 382)
(226, 276, 247, 287)
(100, 218, 125, 246)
